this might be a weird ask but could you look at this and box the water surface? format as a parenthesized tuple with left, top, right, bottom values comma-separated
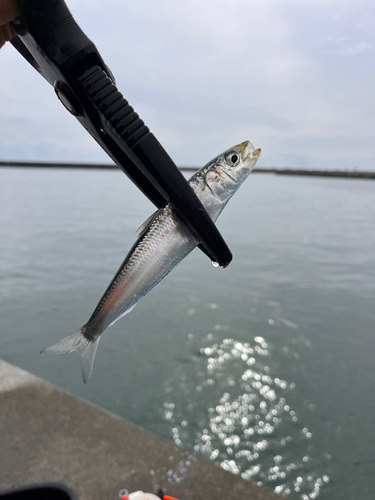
(1, 168, 374, 499)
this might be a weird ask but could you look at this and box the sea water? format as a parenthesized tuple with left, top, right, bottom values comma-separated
(0, 167, 374, 499)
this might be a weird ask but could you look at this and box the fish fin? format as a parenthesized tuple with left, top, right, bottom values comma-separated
(136, 209, 163, 237)
(107, 302, 137, 328)
(40, 327, 100, 384)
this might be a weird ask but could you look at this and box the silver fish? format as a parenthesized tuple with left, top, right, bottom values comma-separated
(42, 141, 261, 382)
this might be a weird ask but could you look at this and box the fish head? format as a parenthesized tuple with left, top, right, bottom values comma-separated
(219, 140, 261, 186)
(202, 140, 261, 201)
(189, 140, 261, 220)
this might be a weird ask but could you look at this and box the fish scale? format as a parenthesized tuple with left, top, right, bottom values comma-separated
(41, 140, 261, 382)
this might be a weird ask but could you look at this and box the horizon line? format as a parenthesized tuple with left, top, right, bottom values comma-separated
(0, 160, 374, 179)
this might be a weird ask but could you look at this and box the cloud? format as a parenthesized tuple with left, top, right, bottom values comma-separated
(319, 37, 374, 56)
(1, 0, 375, 169)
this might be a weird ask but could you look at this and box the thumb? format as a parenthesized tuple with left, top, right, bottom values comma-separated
(0, 0, 20, 26)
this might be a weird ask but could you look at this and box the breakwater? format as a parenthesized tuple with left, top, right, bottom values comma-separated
(1, 160, 374, 178)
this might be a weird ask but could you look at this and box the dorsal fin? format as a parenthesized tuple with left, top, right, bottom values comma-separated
(136, 209, 163, 237)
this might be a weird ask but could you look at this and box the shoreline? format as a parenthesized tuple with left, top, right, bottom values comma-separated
(0, 359, 280, 500)
(0, 161, 374, 179)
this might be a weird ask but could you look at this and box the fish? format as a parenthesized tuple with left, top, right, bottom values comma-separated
(41, 140, 261, 382)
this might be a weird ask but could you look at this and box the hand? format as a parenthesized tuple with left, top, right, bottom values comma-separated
(0, 0, 19, 49)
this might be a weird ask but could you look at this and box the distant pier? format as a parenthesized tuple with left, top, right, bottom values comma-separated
(253, 167, 375, 179)
(1, 160, 374, 179)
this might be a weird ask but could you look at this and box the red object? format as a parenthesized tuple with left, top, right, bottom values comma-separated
(163, 497, 178, 500)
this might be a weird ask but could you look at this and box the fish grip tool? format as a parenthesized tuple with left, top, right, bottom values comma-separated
(10, 0, 233, 268)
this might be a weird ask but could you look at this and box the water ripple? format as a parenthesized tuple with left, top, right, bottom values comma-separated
(161, 336, 331, 499)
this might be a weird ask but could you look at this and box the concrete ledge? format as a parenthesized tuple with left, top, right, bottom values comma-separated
(0, 360, 280, 500)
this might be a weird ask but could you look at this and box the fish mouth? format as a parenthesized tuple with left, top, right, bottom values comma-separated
(253, 148, 261, 159)
(240, 141, 261, 162)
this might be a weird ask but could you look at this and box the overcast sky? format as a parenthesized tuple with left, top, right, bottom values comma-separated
(1, 0, 374, 169)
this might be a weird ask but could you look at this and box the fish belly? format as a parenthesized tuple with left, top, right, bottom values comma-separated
(89, 208, 197, 333)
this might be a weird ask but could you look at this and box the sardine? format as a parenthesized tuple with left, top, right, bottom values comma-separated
(42, 141, 261, 382)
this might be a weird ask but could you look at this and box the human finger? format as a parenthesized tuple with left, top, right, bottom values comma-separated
(2, 22, 13, 40)
(0, 23, 15, 48)
(0, 0, 20, 25)
(0, 27, 5, 49)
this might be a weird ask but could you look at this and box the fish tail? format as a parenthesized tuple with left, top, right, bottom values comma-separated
(40, 325, 100, 384)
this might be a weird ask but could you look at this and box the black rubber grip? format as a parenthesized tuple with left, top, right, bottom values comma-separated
(80, 66, 150, 149)
(79, 66, 232, 267)
(16, 0, 92, 64)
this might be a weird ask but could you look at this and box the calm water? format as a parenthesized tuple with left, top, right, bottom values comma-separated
(1, 168, 375, 499)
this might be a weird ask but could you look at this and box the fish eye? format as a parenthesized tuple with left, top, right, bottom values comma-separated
(225, 151, 240, 167)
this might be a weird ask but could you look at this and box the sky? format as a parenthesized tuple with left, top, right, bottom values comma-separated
(1, 0, 375, 169)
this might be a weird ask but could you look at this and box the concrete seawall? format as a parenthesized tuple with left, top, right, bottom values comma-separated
(0, 360, 280, 500)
